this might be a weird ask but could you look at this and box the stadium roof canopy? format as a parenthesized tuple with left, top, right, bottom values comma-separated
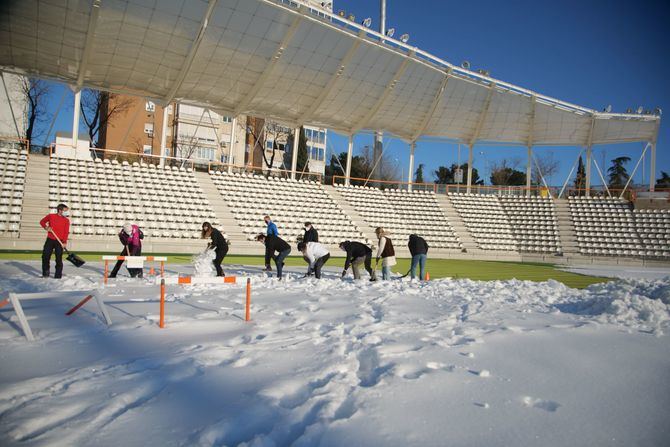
(0, 0, 661, 147)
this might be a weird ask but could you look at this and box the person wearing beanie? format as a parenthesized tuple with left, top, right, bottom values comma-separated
(109, 222, 144, 278)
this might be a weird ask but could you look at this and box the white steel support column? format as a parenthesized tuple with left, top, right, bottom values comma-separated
(291, 126, 301, 179)
(408, 141, 416, 191)
(345, 135, 354, 186)
(72, 90, 81, 148)
(159, 105, 169, 167)
(526, 145, 532, 196)
(649, 142, 656, 192)
(466, 144, 474, 194)
(227, 117, 237, 173)
(585, 145, 592, 197)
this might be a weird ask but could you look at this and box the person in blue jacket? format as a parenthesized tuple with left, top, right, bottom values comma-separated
(264, 215, 278, 236)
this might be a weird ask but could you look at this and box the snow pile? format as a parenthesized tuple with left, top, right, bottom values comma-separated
(558, 277, 670, 334)
(192, 249, 216, 277)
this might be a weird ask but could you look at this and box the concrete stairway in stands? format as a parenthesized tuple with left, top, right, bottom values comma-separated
(194, 171, 263, 255)
(433, 194, 480, 254)
(15, 154, 50, 248)
(553, 199, 580, 258)
(323, 185, 378, 246)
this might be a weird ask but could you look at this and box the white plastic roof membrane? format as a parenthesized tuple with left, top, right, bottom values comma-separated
(0, 0, 660, 146)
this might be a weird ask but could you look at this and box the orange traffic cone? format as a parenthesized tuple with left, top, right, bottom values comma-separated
(425, 272, 430, 281)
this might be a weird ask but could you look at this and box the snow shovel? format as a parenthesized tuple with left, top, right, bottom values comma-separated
(49, 229, 86, 267)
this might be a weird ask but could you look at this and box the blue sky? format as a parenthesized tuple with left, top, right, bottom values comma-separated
(37, 0, 668, 187)
(326, 0, 669, 186)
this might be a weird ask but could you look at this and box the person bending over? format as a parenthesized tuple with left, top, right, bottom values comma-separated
(408, 234, 429, 280)
(39, 203, 70, 279)
(202, 222, 229, 277)
(298, 241, 330, 278)
(375, 227, 396, 280)
(256, 233, 291, 279)
(109, 223, 144, 278)
(339, 240, 377, 281)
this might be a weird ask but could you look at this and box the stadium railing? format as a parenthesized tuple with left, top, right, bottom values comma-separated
(207, 161, 323, 183)
(0, 137, 30, 157)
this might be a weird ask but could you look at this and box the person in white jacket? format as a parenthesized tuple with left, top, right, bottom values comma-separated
(297, 241, 331, 279)
(375, 227, 396, 280)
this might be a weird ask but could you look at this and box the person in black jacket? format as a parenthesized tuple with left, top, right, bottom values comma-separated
(339, 240, 377, 281)
(202, 222, 229, 277)
(302, 222, 318, 243)
(256, 233, 291, 279)
(408, 234, 429, 280)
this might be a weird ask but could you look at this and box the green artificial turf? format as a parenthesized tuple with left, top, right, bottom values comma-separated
(0, 250, 607, 289)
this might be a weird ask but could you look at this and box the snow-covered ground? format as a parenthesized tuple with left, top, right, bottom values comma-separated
(1, 260, 669, 447)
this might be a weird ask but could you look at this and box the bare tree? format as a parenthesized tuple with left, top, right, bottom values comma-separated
(532, 151, 560, 186)
(21, 78, 50, 146)
(359, 144, 401, 184)
(80, 89, 134, 147)
(247, 119, 291, 177)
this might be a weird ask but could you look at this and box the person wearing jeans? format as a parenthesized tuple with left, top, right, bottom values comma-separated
(256, 233, 291, 279)
(408, 234, 429, 280)
(374, 227, 396, 281)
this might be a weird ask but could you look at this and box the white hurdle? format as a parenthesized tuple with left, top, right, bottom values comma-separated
(155, 276, 250, 328)
(4, 290, 112, 341)
(102, 256, 167, 284)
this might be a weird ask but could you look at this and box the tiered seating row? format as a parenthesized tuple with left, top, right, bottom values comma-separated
(50, 157, 217, 238)
(448, 193, 517, 251)
(211, 171, 366, 245)
(0, 147, 26, 234)
(336, 185, 462, 250)
(498, 196, 561, 253)
(633, 209, 670, 257)
(569, 196, 644, 257)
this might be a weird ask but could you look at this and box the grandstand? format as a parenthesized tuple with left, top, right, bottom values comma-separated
(0, 141, 666, 266)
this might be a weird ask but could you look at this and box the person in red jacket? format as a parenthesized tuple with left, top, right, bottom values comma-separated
(39, 203, 70, 278)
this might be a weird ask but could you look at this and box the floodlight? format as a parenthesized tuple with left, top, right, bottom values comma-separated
(400, 34, 410, 43)
(461, 61, 471, 69)
(348, 13, 355, 21)
(477, 69, 490, 76)
(604, 105, 612, 113)
(386, 28, 395, 37)
(338, 10, 345, 17)
(654, 107, 662, 116)
(626, 108, 633, 113)
(362, 17, 372, 28)
(636, 106, 643, 114)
